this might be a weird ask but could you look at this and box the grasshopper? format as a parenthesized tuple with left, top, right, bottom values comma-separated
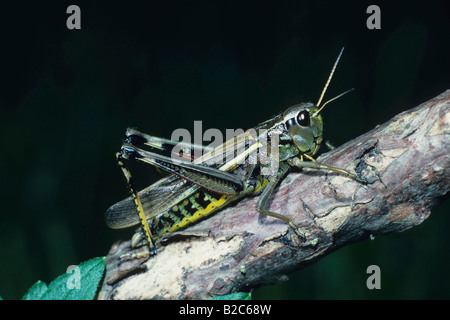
(105, 48, 366, 257)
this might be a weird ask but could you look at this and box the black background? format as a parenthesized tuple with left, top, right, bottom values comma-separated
(0, 0, 448, 299)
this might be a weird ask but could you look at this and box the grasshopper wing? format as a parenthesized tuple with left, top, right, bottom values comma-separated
(105, 174, 199, 229)
(106, 129, 261, 229)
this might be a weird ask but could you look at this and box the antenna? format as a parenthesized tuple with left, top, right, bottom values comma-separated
(312, 88, 354, 118)
(316, 47, 344, 108)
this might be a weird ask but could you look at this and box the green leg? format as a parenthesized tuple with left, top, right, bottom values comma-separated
(288, 157, 366, 184)
(325, 140, 336, 151)
(256, 163, 306, 240)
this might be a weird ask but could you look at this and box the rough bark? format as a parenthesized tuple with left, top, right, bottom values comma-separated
(98, 90, 449, 300)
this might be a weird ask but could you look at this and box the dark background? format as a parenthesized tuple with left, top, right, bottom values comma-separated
(0, 0, 448, 299)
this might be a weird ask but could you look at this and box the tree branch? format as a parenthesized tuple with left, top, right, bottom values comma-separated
(98, 90, 449, 300)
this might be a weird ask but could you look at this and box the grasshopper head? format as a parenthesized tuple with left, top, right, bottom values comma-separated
(282, 48, 354, 157)
(283, 103, 323, 157)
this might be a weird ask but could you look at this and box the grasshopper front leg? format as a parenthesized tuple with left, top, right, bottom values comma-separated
(288, 156, 367, 184)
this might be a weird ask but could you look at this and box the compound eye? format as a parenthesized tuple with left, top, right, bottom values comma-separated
(297, 110, 310, 127)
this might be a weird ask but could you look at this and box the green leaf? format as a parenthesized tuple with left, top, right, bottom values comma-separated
(22, 281, 48, 300)
(210, 292, 252, 300)
(22, 257, 105, 300)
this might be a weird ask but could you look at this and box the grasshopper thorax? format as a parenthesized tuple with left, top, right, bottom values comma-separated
(283, 102, 323, 157)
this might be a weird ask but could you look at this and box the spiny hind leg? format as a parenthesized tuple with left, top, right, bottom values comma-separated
(116, 150, 157, 258)
(118, 231, 154, 260)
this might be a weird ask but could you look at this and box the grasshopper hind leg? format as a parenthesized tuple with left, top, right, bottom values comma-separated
(116, 149, 157, 257)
